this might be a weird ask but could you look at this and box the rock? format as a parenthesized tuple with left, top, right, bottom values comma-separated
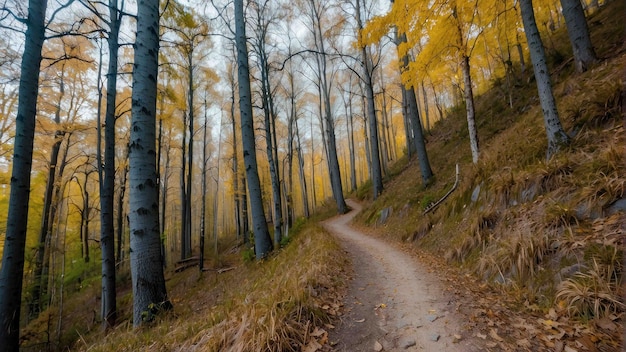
(398, 337, 416, 349)
(374, 341, 383, 351)
(430, 333, 440, 342)
(426, 314, 438, 322)
(471, 184, 481, 202)
(608, 197, 626, 215)
(378, 207, 393, 224)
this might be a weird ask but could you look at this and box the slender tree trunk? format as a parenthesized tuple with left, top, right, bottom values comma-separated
(420, 82, 430, 131)
(259, 54, 282, 247)
(180, 107, 188, 260)
(99, 0, 121, 328)
(81, 176, 91, 263)
(184, 50, 194, 260)
(241, 172, 249, 243)
(0, 14, 49, 344)
(520, 0, 570, 158)
(516, 38, 526, 81)
(460, 55, 480, 163)
(129, 0, 171, 326)
(355, 0, 383, 199)
(29, 70, 65, 320)
(294, 117, 310, 218)
(234, 0, 272, 259)
(348, 98, 357, 192)
(116, 155, 128, 265)
(400, 87, 414, 157)
(560, 0, 597, 72)
(200, 116, 207, 271)
(228, 65, 242, 240)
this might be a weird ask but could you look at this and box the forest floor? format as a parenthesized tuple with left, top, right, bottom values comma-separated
(323, 199, 485, 351)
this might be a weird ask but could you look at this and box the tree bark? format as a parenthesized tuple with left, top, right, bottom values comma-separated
(460, 55, 480, 163)
(29, 64, 65, 321)
(99, 0, 121, 328)
(129, 0, 171, 326)
(0, 0, 47, 348)
(520, 0, 570, 158)
(394, 30, 433, 183)
(355, 0, 383, 199)
(234, 0, 273, 259)
(560, 0, 597, 73)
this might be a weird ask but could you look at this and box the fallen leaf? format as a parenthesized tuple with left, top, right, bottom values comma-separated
(547, 308, 558, 320)
(563, 345, 578, 352)
(354, 318, 365, 323)
(489, 329, 504, 342)
(310, 327, 326, 337)
(517, 338, 531, 348)
(476, 332, 487, 339)
(302, 340, 322, 352)
(595, 317, 617, 331)
(374, 341, 383, 351)
(554, 341, 564, 352)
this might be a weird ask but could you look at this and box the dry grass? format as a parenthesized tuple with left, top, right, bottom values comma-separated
(26, 220, 347, 352)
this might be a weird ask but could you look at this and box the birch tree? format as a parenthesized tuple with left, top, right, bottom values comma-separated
(129, 0, 171, 326)
(560, 0, 597, 73)
(234, 0, 273, 259)
(520, 0, 570, 158)
(0, 0, 48, 348)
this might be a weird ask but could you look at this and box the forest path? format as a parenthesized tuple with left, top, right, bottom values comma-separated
(322, 199, 482, 351)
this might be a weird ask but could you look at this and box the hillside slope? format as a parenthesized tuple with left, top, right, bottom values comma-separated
(353, 1, 624, 350)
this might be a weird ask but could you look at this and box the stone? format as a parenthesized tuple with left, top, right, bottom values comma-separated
(471, 184, 481, 202)
(374, 341, 383, 351)
(430, 333, 440, 342)
(398, 337, 416, 349)
(379, 207, 392, 224)
(426, 314, 438, 322)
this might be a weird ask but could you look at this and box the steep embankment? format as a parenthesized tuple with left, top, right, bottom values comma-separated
(353, 1, 624, 351)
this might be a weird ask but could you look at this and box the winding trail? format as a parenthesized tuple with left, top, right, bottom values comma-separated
(323, 200, 481, 351)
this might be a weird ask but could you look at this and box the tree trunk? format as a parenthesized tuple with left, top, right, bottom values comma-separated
(241, 172, 249, 243)
(355, 0, 383, 200)
(234, 0, 272, 259)
(99, 0, 121, 328)
(129, 0, 171, 326)
(460, 55, 480, 163)
(560, 0, 597, 72)
(180, 106, 189, 260)
(294, 117, 310, 218)
(29, 68, 65, 321)
(200, 115, 208, 271)
(520, 0, 570, 158)
(228, 65, 242, 240)
(421, 82, 430, 132)
(393, 28, 434, 183)
(116, 152, 128, 265)
(184, 50, 194, 260)
(0, 1, 47, 347)
(259, 49, 282, 247)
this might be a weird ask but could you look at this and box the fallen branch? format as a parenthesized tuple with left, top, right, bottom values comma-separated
(423, 164, 460, 215)
(202, 266, 236, 274)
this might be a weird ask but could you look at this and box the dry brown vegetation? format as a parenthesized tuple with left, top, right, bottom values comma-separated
(20, 211, 348, 352)
(353, 1, 624, 350)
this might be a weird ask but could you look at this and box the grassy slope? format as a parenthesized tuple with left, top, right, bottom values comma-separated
(354, 1, 624, 349)
(21, 208, 349, 351)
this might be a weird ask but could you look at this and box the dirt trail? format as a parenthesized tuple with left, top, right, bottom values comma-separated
(323, 200, 482, 351)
